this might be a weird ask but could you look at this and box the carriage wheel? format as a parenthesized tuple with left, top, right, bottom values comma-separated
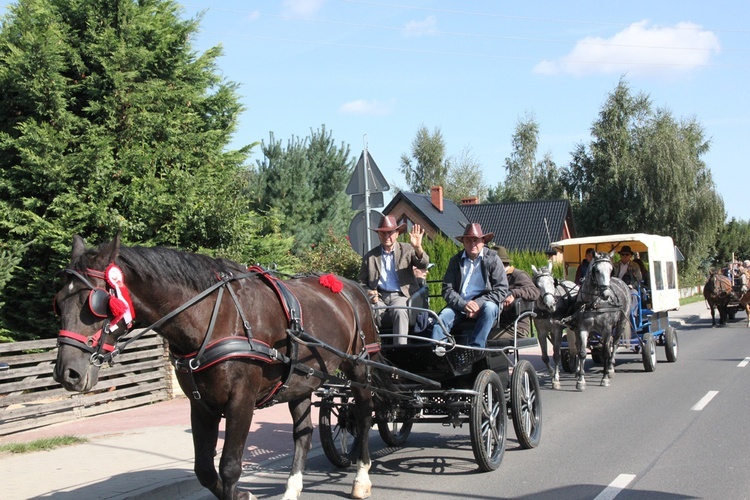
(318, 397, 361, 468)
(664, 325, 678, 363)
(641, 333, 657, 372)
(469, 369, 507, 472)
(510, 359, 542, 449)
(561, 347, 576, 374)
(591, 348, 603, 364)
(377, 419, 413, 447)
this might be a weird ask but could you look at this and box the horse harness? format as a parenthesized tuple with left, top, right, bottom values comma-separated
(59, 264, 380, 414)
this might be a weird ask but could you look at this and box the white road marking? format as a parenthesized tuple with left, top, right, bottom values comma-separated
(594, 474, 636, 500)
(691, 390, 719, 411)
(738, 357, 750, 368)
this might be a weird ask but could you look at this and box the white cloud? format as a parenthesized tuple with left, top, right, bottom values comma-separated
(339, 99, 395, 116)
(534, 21, 721, 77)
(402, 16, 438, 37)
(281, 0, 325, 17)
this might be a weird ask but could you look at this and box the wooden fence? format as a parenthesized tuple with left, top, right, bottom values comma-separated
(0, 330, 176, 436)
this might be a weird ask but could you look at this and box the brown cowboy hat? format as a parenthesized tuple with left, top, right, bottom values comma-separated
(457, 223, 494, 244)
(372, 215, 406, 234)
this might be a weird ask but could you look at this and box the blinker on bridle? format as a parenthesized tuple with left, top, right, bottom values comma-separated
(55, 268, 125, 366)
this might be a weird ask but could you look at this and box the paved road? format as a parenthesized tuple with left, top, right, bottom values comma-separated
(1, 300, 712, 499)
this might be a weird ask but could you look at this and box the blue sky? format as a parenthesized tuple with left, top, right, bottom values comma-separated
(175, 0, 749, 222)
(3, 1, 747, 221)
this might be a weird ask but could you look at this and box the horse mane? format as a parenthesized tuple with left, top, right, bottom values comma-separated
(73, 241, 247, 292)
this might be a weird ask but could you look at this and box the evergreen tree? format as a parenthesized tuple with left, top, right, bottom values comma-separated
(0, 0, 253, 339)
(444, 147, 487, 203)
(251, 126, 354, 249)
(399, 125, 448, 194)
(487, 113, 562, 203)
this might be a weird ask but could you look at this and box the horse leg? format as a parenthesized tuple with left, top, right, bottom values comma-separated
(350, 385, 374, 499)
(218, 398, 257, 500)
(537, 330, 553, 378)
(189, 402, 236, 500)
(550, 330, 562, 390)
(600, 336, 613, 387)
(282, 397, 314, 500)
(575, 329, 587, 391)
(709, 303, 716, 326)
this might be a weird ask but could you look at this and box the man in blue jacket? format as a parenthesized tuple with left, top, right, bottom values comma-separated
(431, 223, 509, 348)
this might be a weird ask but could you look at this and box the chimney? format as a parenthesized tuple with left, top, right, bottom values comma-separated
(461, 196, 479, 205)
(430, 186, 443, 212)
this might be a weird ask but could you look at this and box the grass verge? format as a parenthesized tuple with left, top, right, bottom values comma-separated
(0, 435, 87, 454)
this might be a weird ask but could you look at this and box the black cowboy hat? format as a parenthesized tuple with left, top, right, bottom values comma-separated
(619, 245, 634, 255)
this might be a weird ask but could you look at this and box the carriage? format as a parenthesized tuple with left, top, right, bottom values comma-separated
(314, 294, 542, 472)
(550, 234, 681, 372)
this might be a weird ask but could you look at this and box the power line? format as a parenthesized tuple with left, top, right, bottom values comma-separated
(342, 0, 750, 35)
(180, 4, 748, 53)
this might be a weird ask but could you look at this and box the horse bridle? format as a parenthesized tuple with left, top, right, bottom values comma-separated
(55, 268, 125, 365)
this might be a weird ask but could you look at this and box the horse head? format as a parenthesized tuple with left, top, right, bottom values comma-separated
(53, 235, 130, 392)
(583, 252, 615, 301)
(532, 264, 558, 312)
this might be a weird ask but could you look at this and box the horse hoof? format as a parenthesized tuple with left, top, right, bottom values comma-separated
(552, 381, 561, 390)
(601, 379, 610, 387)
(576, 382, 585, 391)
(351, 481, 372, 499)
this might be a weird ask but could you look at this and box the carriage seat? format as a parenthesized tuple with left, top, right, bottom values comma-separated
(449, 298, 537, 347)
(376, 285, 430, 345)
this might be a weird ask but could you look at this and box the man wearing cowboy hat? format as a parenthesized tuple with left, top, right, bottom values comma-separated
(612, 245, 642, 286)
(358, 215, 429, 344)
(431, 223, 509, 348)
(492, 245, 540, 339)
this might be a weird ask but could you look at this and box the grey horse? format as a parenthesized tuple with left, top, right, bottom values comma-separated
(531, 265, 579, 390)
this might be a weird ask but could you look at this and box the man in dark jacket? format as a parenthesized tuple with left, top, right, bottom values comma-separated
(431, 223, 509, 348)
(359, 215, 429, 344)
(492, 245, 540, 339)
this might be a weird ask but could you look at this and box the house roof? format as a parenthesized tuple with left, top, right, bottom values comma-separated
(459, 199, 575, 253)
(383, 191, 469, 243)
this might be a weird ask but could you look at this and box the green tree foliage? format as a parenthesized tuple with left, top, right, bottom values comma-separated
(297, 228, 361, 280)
(444, 147, 488, 203)
(0, 0, 254, 339)
(251, 126, 354, 249)
(399, 125, 448, 194)
(560, 78, 724, 277)
(715, 218, 750, 266)
(487, 113, 563, 203)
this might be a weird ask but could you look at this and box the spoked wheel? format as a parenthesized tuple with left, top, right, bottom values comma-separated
(469, 369, 507, 472)
(318, 397, 361, 468)
(510, 359, 542, 449)
(664, 325, 678, 362)
(641, 332, 657, 372)
(377, 419, 412, 447)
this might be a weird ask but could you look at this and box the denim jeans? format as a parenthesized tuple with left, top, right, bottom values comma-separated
(431, 301, 500, 348)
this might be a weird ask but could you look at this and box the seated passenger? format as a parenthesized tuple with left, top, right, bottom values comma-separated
(358, 215, 429, 345)
(430, 224, 509, 348)
(574, 247, 595, 285)
(612, 245, 642, 287)
(491, 245, 540, 340)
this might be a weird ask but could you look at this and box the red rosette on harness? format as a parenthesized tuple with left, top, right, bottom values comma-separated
(105, 263, 135, 328)
(319, 273, 343, 293)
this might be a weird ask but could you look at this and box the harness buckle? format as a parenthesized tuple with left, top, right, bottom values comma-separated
(192, 390, 202, 400)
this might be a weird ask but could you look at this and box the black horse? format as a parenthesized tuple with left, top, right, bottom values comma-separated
(531, 265, 579, 390)
(53, 235, 393, 500)
(567, 252, 631, 390)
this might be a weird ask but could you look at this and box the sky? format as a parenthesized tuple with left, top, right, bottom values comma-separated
(4, 1, 749, 220)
